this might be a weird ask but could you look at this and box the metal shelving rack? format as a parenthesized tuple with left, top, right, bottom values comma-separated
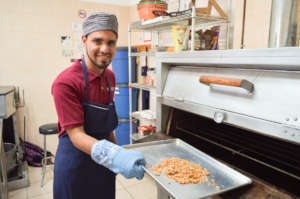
(128, 6, 229, 144)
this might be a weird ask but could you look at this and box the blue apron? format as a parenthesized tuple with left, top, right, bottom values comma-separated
(53, 60, 118, 199)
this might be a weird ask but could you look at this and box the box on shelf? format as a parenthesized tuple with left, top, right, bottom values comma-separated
(132, 44, 152, 52)
(195, 26, 220, 50)
(137, 125, 156, 137)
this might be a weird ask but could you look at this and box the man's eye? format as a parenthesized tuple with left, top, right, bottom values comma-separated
(94, 39, 102, 44)
(108, 41, 116, 46)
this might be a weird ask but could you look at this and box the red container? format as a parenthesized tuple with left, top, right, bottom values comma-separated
(138, 1, 168, 20)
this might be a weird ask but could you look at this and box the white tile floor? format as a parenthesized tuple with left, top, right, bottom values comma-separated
(8, 166, 158, 199)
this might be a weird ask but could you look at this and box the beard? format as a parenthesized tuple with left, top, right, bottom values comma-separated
(86, 48, 111, 70)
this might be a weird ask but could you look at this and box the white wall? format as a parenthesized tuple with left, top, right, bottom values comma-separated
(0, 0, 133, 154)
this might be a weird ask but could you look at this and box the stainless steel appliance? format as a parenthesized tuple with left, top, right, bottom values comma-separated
(139, 48, 300, 198)
(0, 120, 8, 199)
(269, 0, 300, 47)
(0, 86, 29, 199)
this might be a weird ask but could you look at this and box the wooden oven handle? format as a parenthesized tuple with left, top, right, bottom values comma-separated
(199, 76, 254, 93)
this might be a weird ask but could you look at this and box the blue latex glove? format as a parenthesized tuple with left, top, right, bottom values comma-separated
(91, 140, 145, 180)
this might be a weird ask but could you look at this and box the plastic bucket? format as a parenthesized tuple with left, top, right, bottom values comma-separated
(112, 47, 136, 84)
(138, 3, 168, 20)
(115, 119, 137, 146)
(114, 84, 138, 119)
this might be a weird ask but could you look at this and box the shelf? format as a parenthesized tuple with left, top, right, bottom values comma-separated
(130, 14, 228, 31)
(131, 83, 156, 91)
(132, 110, 156, 121)
(130, 51, 156, 57)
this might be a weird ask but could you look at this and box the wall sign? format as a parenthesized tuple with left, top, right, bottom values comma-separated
(78, 9, 87, 18)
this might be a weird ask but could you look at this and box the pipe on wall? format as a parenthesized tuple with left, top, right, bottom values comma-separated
(268, 0, 298, 47)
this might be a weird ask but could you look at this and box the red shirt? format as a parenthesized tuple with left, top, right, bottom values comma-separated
(52, 59, 115, 136)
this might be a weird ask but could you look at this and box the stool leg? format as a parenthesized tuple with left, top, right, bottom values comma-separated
(41, 134, 47, 187)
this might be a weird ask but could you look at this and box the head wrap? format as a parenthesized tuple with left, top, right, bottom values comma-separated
(82, 12, 118, 37)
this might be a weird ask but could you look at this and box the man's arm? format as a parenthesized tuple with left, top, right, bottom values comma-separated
(67, 125, 145, 180)
(67, 127, 117, 155)
(67, 126, 97, 155)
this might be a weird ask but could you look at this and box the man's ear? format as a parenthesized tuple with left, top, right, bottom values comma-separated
(82, 35, 87, 46)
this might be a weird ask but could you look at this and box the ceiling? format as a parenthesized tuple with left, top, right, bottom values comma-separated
(80, 0, 140, 6)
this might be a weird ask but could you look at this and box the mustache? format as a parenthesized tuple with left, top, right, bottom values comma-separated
(96, 52, 112, 57)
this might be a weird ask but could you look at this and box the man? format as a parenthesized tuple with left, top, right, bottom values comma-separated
(52, 13, 145, 199)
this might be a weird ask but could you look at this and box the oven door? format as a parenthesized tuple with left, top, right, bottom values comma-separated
(159, 65, 300, 145)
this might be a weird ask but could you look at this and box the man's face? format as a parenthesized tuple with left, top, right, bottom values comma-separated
(82, 30, 117, 69)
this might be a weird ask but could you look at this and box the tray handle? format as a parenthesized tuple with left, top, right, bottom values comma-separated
(199, 76, 254, 93)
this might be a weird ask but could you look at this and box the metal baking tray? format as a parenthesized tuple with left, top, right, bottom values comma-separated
(125, 139, 252, 199)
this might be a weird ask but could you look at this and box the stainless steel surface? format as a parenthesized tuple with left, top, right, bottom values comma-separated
(11, 115, 21, 162)
(130, 14, 228, 31)
(172, 112, 300, 197)
(126, 139, 251, 199)
(1, 113, 28, 192)
(154, 48, 300, 144)
(4, 143, 17, 174)
(0, 88, 16, 119)
(131, 83, 156, 91)
(153, 48, 300, 198)
(7, 161, 29, 191)
(155, 48, 300, 72)
(160, 97, 300, 145)
(0, 120, 8, 199)
(269, 0, 299, 47)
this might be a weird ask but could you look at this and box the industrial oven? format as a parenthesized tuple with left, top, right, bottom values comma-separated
(136, 47, 300, 199)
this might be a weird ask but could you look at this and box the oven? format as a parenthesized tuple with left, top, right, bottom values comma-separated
(150, 47, 300, 198)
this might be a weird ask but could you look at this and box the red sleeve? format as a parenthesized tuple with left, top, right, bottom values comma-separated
(52, 81, 84, 130)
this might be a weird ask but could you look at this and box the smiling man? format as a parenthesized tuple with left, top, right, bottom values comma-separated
(52, 13, 145, 199)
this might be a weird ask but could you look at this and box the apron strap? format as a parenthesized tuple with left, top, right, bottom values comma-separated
(82, 59, 89, 102)
(82, 58, 113, 104)
(105, 75, 113, 104)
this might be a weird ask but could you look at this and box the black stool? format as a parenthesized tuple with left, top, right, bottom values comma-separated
(39, 123, 58, 187)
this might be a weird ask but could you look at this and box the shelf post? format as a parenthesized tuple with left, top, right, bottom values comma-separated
(191, 6, 196, 51)
(128, 24, 133, 144)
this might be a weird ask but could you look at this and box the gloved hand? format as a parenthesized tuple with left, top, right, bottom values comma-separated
(112, 148, 145, 180)
(91, 140, 145, 180)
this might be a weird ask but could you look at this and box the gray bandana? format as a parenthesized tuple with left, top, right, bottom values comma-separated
(82, 12, 118, 37)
